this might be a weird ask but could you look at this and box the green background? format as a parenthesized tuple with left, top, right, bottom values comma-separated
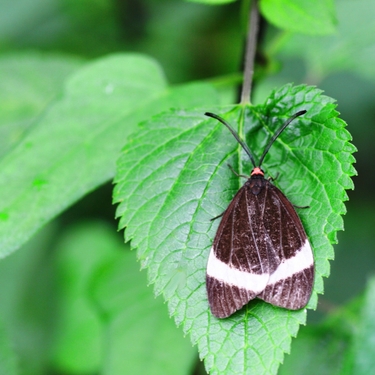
(0, 0, 372, 374)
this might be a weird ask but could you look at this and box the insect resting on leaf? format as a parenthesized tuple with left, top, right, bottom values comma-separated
(205, 110, 314, 318)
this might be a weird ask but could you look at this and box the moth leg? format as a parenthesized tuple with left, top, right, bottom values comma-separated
(268, 172, 280, 182)
(211, 163, 245, 222)
(294, 204, 310, 209)
(210, 212, 225, 221)
(227, 164, 248, 179)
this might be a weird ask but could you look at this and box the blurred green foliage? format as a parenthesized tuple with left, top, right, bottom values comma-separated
(0, 0, 373, 374)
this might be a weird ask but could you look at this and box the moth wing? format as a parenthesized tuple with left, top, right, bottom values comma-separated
(257, 184, 314, 309)
(206, 185, 275, 318)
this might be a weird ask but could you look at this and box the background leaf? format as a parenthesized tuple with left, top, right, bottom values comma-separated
(0, 53, 219, 258)
(0, 53, 82, 158)
(259, 0, 336, 35)
(114, 84, 356, 374)
(48, 221, 197, 375)
(49, 222, 121, 374)
(280, 276, 375, 375)
(187, 0, 236, 4)
(350, 276, 375, 375)
(0, 223, 59, 375)
(0, 216, 198, 375)
(280, 309, 354, 375)
(0, 316, 18, 375)
(89, 237, 197, 375)
(274, 0, 375, 81)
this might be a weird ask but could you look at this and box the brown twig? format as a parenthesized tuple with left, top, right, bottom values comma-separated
(240, 0, 260, 104)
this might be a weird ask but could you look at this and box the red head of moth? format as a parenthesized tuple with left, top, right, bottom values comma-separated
(205, 110, 314, 318)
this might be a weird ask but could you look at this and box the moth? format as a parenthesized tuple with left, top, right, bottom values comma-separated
(205, 110, 314, 318)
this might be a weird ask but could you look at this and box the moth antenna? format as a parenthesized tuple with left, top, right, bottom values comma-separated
(258, 110, 307, 168)
(205, 112, 257, 168)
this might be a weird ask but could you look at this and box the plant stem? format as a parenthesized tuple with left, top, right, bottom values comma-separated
(240, 0, 260, 104)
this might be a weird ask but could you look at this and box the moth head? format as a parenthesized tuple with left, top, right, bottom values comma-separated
(251, 167, 264, 177)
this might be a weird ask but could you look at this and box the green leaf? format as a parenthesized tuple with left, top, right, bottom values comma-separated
(351, 276, 375, 375)
(260, 0, 336, 35)
(279, 323, 351, 375)
(49, 222, 122, 374)
(0, 53, 219, 258)
(113, 84, 356, 375)
(0, 0, 55, 39)
(89, 236, 197, 375)
(0, 317, 18, 375)
(50, 221, 196, 374)
(0, 222, 59, 375)
(0, 53, 82, 158)
(187, 0, 236, 4)
(280, 276, 375, 375)
(277, 0, 375, 81)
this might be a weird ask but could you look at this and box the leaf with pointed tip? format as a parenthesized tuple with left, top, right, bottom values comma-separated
(114, 84, 356, 375)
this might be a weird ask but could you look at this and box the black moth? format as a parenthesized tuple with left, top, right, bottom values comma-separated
(205, 110, 314, 318)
